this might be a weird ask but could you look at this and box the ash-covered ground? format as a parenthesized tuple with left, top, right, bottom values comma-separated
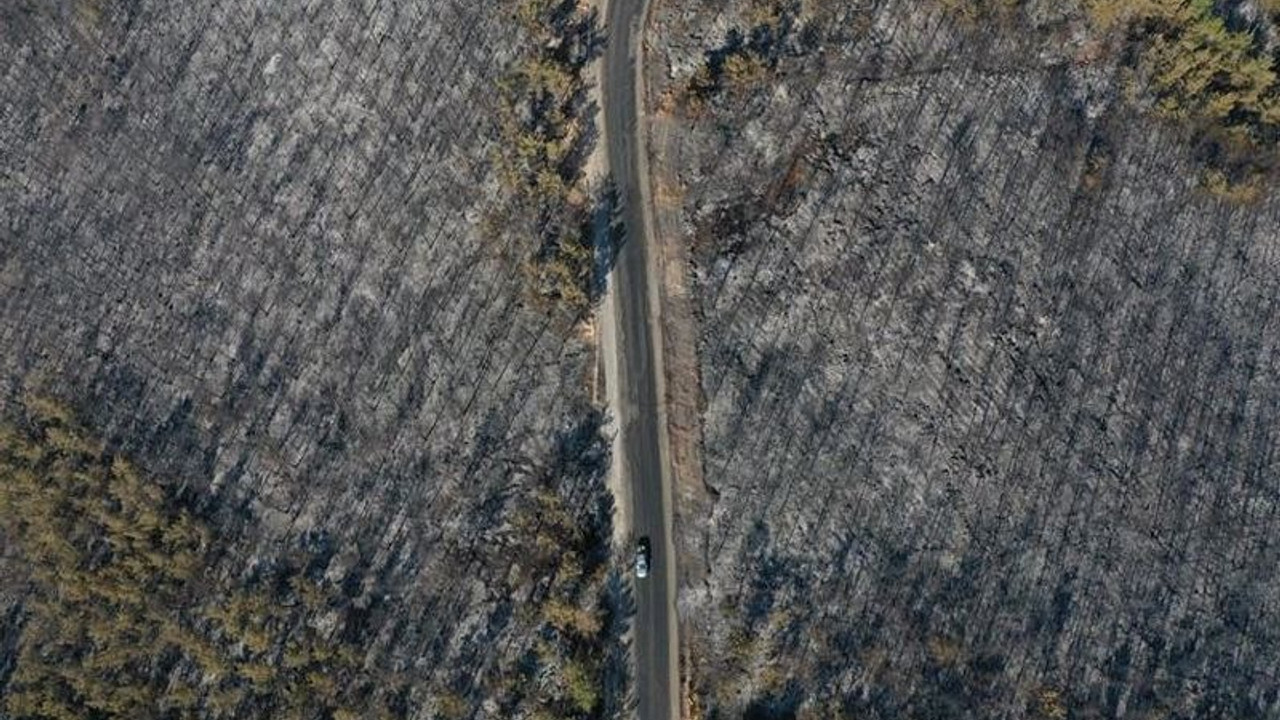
(0, 1, 621, 717)
(651, 0, 1280, 717)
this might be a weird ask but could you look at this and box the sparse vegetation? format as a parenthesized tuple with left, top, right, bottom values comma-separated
(502, 411, 617, 720)
(943, 0, 1280, 197)
(925, 635, 963, 669)
(0, 396, 403, 719)
(1100, 0, 1280, 196)
(494, 0, 603, 316)
(680, 0, 805, 112)
(1035, 687, 1069, 720)
(1109, 2, 1280, 121)
(1, 397, 622, 720)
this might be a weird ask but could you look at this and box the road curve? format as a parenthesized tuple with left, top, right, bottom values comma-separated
(601, 2, 679, 720)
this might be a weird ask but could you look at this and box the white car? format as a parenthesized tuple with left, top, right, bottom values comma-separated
(635, 537, 651, 579)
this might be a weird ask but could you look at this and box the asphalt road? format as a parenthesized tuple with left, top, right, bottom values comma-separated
(601, 2, 678, 720)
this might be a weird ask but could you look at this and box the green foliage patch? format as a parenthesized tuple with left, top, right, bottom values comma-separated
(0, 397, 401, 720)
(942, 0, 1280, 196)
(492, 410, 616, 720)
(494, 0, 601, 317)
(681, 0, 804, 112)
(1106, 0, 1280, 194)
(1112, 0, 1280, 129)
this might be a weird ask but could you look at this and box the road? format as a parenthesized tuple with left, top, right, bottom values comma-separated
(600, 1, 679, 720)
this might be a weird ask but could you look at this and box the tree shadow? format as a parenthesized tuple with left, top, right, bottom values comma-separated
(589, 182, 625, 304)
(743, 680, 803, 720)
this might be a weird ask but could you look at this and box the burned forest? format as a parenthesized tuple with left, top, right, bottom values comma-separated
(0, 0, 625, 718)
(651, 0, 1280, 718)
(6, 0, 1280, 718)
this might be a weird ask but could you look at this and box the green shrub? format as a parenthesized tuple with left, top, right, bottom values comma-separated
(562, 658, 601, 714)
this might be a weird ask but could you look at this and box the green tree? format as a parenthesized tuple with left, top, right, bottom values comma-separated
(0, 396, 399, 719)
